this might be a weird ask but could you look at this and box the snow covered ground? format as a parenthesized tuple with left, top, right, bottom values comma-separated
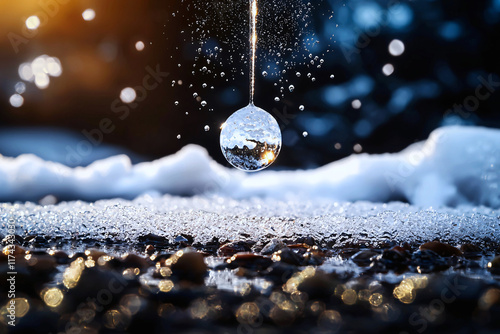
(0, 126, 498, 208)
(1, 195, 499, 247)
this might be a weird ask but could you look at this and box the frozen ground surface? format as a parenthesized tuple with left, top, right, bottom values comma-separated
(1, 195, 499, 248)
(0, 126, 499, 208)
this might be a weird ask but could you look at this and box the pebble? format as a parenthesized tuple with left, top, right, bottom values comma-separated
(420, 241, 462, 257)
(85, 249, 108, 261)
(351, 250, 380, 266)
(460, 244, 482, 258)
(218, 241, 252, 257)
(169, 248, 207, 285)
(225, 253, 273, 271)
(487, 256, 500, 274)
(25, 235, 51, 247)
(49, 250, 70, 264)
(122, 253, 151, 270)
(26, 254, 57, 273)
(272, 248, 303, 266)
(371, 249, 409, 273)
(294, 236, 315, 246)
(303, 247, 327, 266)
(411, 249, 449, 273)
(174, 235, 190, 243)
(138, 233, 170, 247)
(260, 239, 285, 255)
(263, 262, 299, 284)
(298, 271, 336, 300)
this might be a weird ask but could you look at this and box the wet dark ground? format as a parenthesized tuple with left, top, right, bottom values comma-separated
(1, 235, 500, 334)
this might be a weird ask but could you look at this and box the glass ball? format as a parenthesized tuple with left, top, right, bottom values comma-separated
(220, 104, 281, 171)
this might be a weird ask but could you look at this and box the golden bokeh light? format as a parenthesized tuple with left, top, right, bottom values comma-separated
(341, 289, 357, 305)
(43, 288, 64, 308)
(63, 258, 85, 289)
(103, 309, 129, 330)
(369, 293, 383, 307)
(158, 280, 174, 293)
(189, 299, 209, 319)
(236, 302, 260, 324)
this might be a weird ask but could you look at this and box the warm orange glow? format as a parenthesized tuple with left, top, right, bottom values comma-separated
(263, 151, 275, 163)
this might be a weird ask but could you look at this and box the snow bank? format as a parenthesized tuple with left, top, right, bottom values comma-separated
(0, 126, 499, 208)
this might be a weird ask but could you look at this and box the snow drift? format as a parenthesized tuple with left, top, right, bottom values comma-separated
(0, 126, 499, 208)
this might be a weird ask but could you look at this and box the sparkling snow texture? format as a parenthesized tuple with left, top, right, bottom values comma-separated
(1, 195, 499, 247)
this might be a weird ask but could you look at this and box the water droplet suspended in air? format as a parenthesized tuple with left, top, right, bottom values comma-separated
(274, 97, 280, 102)
(302, 131, 308, 137)
(174, 101, 179, 106)
(177, 134, 181, 140)
(262, 71, 268, 77)
(330, 74, 335, 79)
(289, 85, 295, 92)
(201, 101, 207, 107)
(220, 104, 281, 172)
(193, 92, 198, 98)
(204, 125, 210, 132)
(299, 105, 305, 111)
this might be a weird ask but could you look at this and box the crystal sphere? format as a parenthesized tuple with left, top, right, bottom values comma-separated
(220, 104, 281, 172)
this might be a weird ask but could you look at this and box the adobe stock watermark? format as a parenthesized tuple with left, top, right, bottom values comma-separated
(384, 73, 499, 191)
(443, 74, 500, 119)
(384, 133, 447, 192)
(406, 276, 467, 333)
(7, 0, 70, 54)
(340, 0, 401, 63)
(64, 64, 169, 167)
(5, 217, 18, 327)
(60, 272, 129, 334)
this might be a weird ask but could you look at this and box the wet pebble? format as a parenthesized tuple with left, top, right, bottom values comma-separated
(49, 250, 70, 264)
(460, 244, 482, 258)
(371, 249, 409, 273)
(294, 236, 315, 246)
(169, 248, 207, 285)
(263, 262, 299, 284)
(26, 254, 57, 273)
(225, 253, 273, 271)
(298, 271, 336, 300)
(218, 241, 252, 257)
(138, 233, 170, 247)
(260, 239, 285, 255)
(487, 256, 500, 274)
(85, 249, 108, 261)
(272, 248, 303, 266)
(25, 235, 51, 247)
(351, 250, 380, 267)
(122, 253, 151, 270)
(303, 247, 327, 266)
(411, 249, 449, 273)
(420, 241, 462, 257)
